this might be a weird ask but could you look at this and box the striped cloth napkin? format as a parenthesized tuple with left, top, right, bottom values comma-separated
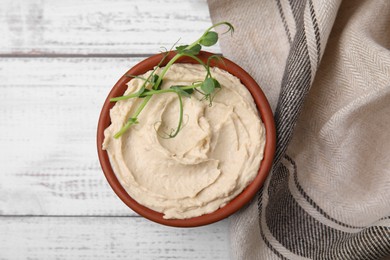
(208, 0, 390, 259)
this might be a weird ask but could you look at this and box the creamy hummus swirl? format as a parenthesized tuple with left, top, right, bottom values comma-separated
(103, 64, 265, 219)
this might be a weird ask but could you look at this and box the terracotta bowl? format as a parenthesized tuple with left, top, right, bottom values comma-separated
(97, 51, 275, 227)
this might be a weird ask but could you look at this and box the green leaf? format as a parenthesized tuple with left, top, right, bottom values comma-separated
(214, 78, 221, 88)
(200, 31, 218, 46)
(151, 74, 159, 83)
(186, 44, 201, 55)
(176, 44, 201, 55)
(128, 117, 139, 124)
(138, 88, 150, 98)
(151, 74, 163, 90)
(183, 88, 194, 95)
(176, 45, 188, 52)
(201, 78, 218, 94)
(170, 85, 192, 98)
(170, 85, 195, 95)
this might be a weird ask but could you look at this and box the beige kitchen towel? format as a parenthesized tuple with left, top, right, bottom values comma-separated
(208, 0, 390, 259)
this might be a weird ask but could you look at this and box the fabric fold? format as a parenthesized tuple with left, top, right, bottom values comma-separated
(208, 0, 390, 259)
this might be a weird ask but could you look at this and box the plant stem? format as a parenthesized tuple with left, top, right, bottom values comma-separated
(132, 96, 151, 119)
(168, 93, 183, 138)
(154, 53, 182, 88)
(113, 120, 134, 139)
(111, 89, 175, 101)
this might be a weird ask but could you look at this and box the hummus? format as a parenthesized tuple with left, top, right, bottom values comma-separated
(103, 63, 265, 219)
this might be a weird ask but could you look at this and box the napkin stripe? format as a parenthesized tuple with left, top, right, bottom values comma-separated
(276, 0, 292, 45)
(261, 1, 314, 256)
(286, 155, 365, 230)
(273, 0, 311, 166)
(257, 188, 290, 260)
(308, 0, 321, 65)
(260, 156, 390, 259)
(289, 0, 304, 19)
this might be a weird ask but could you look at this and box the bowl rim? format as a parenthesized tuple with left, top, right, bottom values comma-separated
(97, 51, 276, 227)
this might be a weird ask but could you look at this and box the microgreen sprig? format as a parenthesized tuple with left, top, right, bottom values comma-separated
(111, 22, 234, 139)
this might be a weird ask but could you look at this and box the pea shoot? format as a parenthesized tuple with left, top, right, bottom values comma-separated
(111, 22, 234, 139)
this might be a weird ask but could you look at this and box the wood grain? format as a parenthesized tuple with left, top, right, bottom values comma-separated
(0, 0, 220, 55)
(0, 57, 142, 216)
(0, 217, 230, 259)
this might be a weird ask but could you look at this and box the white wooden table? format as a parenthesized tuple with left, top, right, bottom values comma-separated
(0, 0, 230, 259)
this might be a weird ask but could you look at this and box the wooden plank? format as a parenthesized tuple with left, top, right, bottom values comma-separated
(0, 57, 141, 216)
(0, 217, 229, 259)
(0, 0, 220, 55)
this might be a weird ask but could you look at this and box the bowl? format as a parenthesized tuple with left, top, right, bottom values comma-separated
(97, 51, 275, 227)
